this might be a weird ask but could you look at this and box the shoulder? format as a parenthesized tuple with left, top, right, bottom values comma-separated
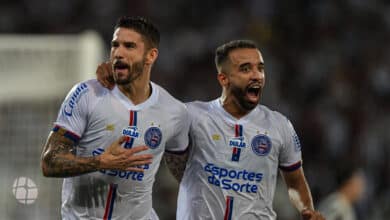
(186, 100, 212, 111)
(82, 79, 109, 97)
(153, 82, 187, 112)
(63, 79, 109, 111)
(185, 100, 216, 125)
(66, 79, 108, 99)
(258, 104, 289, 124)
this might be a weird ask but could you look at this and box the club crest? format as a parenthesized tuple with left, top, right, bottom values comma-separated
(251, 134, 272, 156)
(144, 127, 162, 149)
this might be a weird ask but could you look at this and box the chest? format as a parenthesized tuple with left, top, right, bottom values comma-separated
(82, 96, 175, 154)
(191, 114, 283, 170)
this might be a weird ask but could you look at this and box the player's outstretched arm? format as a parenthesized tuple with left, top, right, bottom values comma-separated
(41, 130, 153, 178)
(163, 148, 189, 183)
(281, 167, 325, 220)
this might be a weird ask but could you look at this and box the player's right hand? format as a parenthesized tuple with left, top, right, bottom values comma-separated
(98, 136, 153, 172)
(96, 61, 115, 90)
(301, 209, 325, 220)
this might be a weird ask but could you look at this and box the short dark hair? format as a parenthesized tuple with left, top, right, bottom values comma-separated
(115, 16, 160, 49)
(215, 39, 258, 72)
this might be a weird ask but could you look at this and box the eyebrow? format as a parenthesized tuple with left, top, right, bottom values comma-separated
(239, 62, 251, 68)
(111, 40, 137, 47)
(239, 62, 264, 67)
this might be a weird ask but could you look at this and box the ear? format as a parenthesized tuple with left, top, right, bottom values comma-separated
(217, 72, 229, 87)
(145, 48, 158, 65)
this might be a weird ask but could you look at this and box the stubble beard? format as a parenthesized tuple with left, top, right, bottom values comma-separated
(230, 84, 260, 112)
(114, 59, 145, 85)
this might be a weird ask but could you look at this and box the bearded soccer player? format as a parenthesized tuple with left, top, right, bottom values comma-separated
(41, 16, 189, 220)
(174, 40, 324, 220)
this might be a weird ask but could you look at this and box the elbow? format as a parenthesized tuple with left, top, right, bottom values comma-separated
(40, 154, 55, 177)
(41, 161, 52, 177)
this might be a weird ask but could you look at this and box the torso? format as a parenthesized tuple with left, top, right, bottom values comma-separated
(177, 99, 302, 220)
(57, 79, 188, 219)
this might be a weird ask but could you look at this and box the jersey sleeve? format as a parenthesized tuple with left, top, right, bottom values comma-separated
(165, 105, 190, 154)
(54, 82, 90, 140)
(278, 117, 302, 172)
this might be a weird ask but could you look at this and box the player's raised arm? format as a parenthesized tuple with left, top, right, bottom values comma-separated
(41, 127, 153, 178)
(281, 167, 324, 220)
(96, 61, 115, 90)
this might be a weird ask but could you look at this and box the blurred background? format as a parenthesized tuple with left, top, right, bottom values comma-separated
(1, 0, 389, 219)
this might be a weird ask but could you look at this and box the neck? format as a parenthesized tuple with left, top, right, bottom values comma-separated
(118, 71, 151, 105)
(220, 92, 250, 119)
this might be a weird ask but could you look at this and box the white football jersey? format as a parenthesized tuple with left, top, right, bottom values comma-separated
(55, 79, 189, 220)
(177, 99, 302, 220)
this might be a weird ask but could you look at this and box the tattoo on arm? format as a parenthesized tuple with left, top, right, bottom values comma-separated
(41, 130, 100, 177)
(164, 150, 189, 183)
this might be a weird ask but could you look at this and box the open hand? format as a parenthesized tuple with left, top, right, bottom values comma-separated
(99, 136, 153, 172)
(96, 61, 115, 90)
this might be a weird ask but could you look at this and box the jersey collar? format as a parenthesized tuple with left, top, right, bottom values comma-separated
(211, 98, 259, 125)
(111, 82, 159, 111)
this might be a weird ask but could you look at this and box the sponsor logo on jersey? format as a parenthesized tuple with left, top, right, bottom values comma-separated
(229, 136, 246, 148)
(105, 124, 115, 131)
(251, 134, 272, 156)
(212, 134, 221, 141)
(63, 83, 88, 117)
(122, 126, 140, 139)
(204, 163, 263, 193)
(231, 124, 245, 162)
(144, 126, 162, 149)
(92, 147, 149, 181)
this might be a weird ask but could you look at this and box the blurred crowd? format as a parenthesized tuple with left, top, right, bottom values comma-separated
(1, 0, 389, 219)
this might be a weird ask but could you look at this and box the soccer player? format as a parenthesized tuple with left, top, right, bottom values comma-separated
(41, 16, 189, 220)
(174, 40, 323, 220)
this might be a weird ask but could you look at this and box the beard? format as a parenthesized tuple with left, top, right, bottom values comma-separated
(113, 58, 145, 85)
(229, 83, 261, 111)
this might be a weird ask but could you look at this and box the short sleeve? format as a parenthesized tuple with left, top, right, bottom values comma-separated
(278, 117, 302, 171)
(54, 82, 90, 139)
(165, 105, 190, 154)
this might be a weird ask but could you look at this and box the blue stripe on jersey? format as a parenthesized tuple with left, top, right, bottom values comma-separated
(124, 111, 137, 149)
(107, 184, 117, 219)
(224, 196, 234, 220)
(231, 148, 241, 161)
(133, 110, 137, 126)
(231, 124, 243, 162)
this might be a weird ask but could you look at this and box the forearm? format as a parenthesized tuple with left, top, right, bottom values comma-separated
(42, 150, 101, 178)
(287, 178, 314, 211)
(282, 167, 314, 212)
(41, 131, 101, 177)
(163, 149, 189, 182)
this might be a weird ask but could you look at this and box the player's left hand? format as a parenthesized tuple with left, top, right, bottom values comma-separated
(301, 209, 325, 220)
(96, 61, 115, 90)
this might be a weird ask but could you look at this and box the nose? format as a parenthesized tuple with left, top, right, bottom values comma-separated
(111, 45, 124, 60)
(251, 69, 264, 81)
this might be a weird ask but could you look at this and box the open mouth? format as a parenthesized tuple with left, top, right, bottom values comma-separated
(246, 84, 261, 102)
(113, 61, 129, 71)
